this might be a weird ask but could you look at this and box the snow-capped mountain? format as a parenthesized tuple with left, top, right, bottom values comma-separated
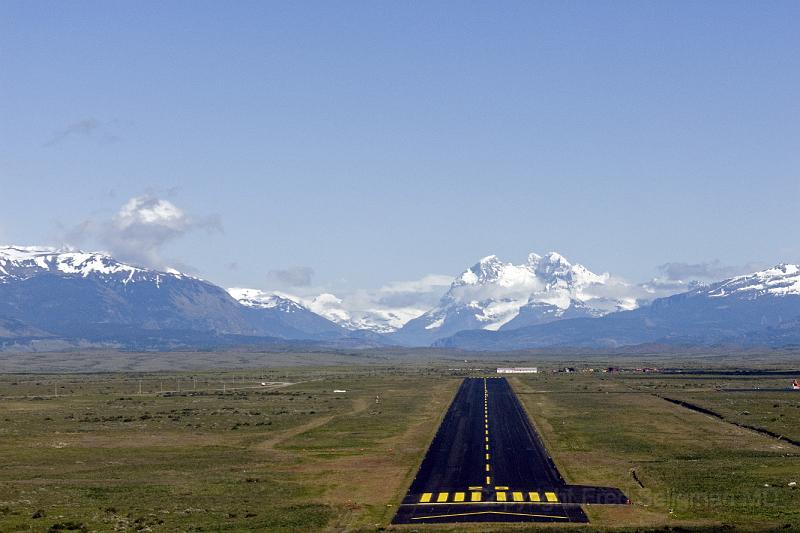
(393, 252, 635, 344)
(0, 246, 349, 348)
(305, 293, 425, 333)
(228, 287, 308, 313)
(228, 288, 414, 334)
(227, 288, 345, 339)
(0, 245, 188, 285)
(0, 245, 254, 340)
(704, 264, 800, 299)
(438, 263, 800, 350)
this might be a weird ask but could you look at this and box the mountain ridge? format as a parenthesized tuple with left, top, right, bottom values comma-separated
(437, 263, 800, 350)
(3, 244, 800, 352)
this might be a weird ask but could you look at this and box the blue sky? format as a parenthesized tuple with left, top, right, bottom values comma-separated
(1, 1, 798, 296)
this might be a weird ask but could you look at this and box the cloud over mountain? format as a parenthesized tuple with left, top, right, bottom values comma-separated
(63, 194, 221, 269)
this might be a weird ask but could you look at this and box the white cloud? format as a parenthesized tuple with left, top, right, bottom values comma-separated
(307, 293, 352, 323)
(64, 194, 221, 269)
(237, 272, 454, 332)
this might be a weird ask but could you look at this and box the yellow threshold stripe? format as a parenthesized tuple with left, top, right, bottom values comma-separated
(453, 492, 465, 502)
(437, 492, 448, 503)
(471, 491, 482, 502)
(513, 491, 524, 502)
(496, 491, 507, 502)
(419, 493, 432, 503)
(545, 492, 559, 502)
(529, 491, 541, 502)
(405, 500, 565, 507)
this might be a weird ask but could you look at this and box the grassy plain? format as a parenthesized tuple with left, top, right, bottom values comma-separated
(513, 371, 800, 531)
(0, 354, 798, 532)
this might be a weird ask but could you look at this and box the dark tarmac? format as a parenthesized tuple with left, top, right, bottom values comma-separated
(392, 377, 627, 524)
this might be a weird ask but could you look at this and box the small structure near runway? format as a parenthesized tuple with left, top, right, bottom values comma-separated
(497, 367, 538, 374)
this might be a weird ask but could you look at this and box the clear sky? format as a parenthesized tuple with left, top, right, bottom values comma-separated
(1, 1, 798, 295)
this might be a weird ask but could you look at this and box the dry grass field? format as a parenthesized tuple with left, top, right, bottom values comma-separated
(1, 356, 799, 532)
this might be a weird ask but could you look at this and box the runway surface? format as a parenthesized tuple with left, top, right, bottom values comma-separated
(392, 377, 627, 524)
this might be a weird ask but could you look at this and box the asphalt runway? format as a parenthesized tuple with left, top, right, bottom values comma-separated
(392, 377, 627, 524)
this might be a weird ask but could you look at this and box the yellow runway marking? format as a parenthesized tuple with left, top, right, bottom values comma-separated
(485, 444, 489, 451)
(529, 492, 541, 502)
(545, 492, 559, 502)
(494, 486, 509, 490)
(485, 464, 490, 471)
(471, 491, 482, 502)
(410, 510, 569, 520)
(496, 491, 507, 502)
(513, 491, 524, 502)
(468, 486, 482, 490)
(407, 500, 565, 507)
(486, 476, 491, 484)
(420, 493, 432, 503)
(486, 453, 490, 460)
(453, 492, 465, 502)
(437, 492, 449, 503)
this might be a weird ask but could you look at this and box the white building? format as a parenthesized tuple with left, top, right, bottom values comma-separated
(496, 367, 538, 374)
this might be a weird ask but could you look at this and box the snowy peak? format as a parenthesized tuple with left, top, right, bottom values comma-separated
(396, 251, 627, 342)
(702, 264, 800, 299)
(0, 245, 190, 284)
(227, 288, 306, 313)
(452, 251, 609, 301)
(457, 255, 506, 285)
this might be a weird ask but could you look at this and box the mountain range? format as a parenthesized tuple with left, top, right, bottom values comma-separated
(0, 246, 361, 350)
(1, 245, 799, 351)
